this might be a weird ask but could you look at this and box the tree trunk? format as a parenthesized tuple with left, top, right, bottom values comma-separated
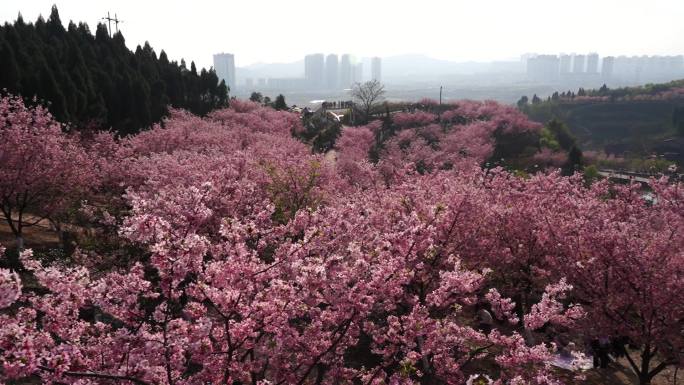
(633, 344, 654, 385)
(638, 372, 652, 385)
(5, 234, 25, 269)
(15, 235, 24, 254)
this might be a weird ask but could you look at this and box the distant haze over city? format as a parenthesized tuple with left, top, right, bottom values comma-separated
(214, 52, 684, 107)
(1, 0, 683, 70)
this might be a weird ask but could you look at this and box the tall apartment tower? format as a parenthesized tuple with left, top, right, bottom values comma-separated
(353, 62, 363, 83)
(586, 53, 599, 74)
(676, 56, 684, 76)
(325, 54, 339, 90)
(305, 54, 325, 89)
(213, 53, 236, 91)
(526, 55, 560, 82)
(340, 54, 353, 88)
(601, 56, 615, 80)
(371, 57, 382, 81)
(559, 54, 572, 74)
(573, 55, 586, 73)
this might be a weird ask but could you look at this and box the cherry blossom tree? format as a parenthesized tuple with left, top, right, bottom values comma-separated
(1, 95, 681, 385)
(543, 179, 684, 384)
(0, 95, 94, 256)
(0, 180, 578, 385)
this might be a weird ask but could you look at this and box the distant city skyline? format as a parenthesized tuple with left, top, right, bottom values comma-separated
(1, 0, 682, 70)
(525, 53, 684, 84)
(230, 50, 684, 97)
(238, 53, 373, 91)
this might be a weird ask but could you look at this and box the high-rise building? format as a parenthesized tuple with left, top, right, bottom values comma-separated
(213, 53, 236, 91)
(673, 56, 684, 75)
(613, 56, 638, 82)
(305, 54, 325, 89)
(371, 57, 382, 81)
(526, 55, 560, 82)
(572, 55, 586, 73)
(353, 62, 363, 83)
(586, 53, 599, 74)
(340, 54, 353, 88)
(325, 54, 339, 90)
(601, 56, 615, 80)
(559, 54, 572, 74)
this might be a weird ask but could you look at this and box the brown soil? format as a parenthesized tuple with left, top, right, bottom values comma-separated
(581, 363, 680, 385)
(0, 216, 60, 251)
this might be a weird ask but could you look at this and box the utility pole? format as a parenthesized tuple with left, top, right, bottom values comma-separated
(114, 13, 123, 34)
(102, 12, 123, 37)
(439, 86, 443, 105)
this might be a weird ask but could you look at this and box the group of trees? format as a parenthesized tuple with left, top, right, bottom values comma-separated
(339, 98, 582, 176)
(518, 80, 684, 168)
(249, 92, 288, 110)
(339, 81, 580, 174)
(0, 6, 228, 135)
(1, 94, 681, 385)
(518, 80, 684, 109)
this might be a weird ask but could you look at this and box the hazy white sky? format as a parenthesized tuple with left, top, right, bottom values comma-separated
(2, 0, 683, 69)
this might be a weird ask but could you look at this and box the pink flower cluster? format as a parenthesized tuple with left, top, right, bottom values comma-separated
(0, 94, 682, 385)
(335, 100, 542, 180)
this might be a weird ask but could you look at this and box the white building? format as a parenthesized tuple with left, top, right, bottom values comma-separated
(213, 53, 236, 91)
(586, 53, 599, 74)
(371, 57, 382, 81)
(325, 54, 339, 90)
(305, 54, 325, 89)
(559, 54, 572, 74)
(340, 54, 353, 88)
(353, 62, 363, 84)
(572, 55, 586, 74)
(526, 55, 560, 82)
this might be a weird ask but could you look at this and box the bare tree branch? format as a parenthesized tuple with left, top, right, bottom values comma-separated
(38, 365, 151, 385)
(350, 80, 385, 123)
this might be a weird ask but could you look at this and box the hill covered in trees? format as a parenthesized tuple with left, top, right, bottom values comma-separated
(518, 80, 684, 165)
(0, 6, 228, 135)
(1, 94, 682, 385)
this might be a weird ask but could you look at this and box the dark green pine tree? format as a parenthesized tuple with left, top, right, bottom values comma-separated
(0, 38, 21, 92)
(250, 92, 263, 103)
(0, 6, 228, 135)
(274, 94, 288, 110)
(563, 146, 583, 176)
(546, 119, 577, 151)
(38, 60, 69, 122)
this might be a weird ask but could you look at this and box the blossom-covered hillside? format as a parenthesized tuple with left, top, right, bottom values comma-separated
(1, 95, 682, 385)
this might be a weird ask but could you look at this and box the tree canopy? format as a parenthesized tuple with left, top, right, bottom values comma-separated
(0, 94, 682, 385)
(0, 6, 228, 135)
